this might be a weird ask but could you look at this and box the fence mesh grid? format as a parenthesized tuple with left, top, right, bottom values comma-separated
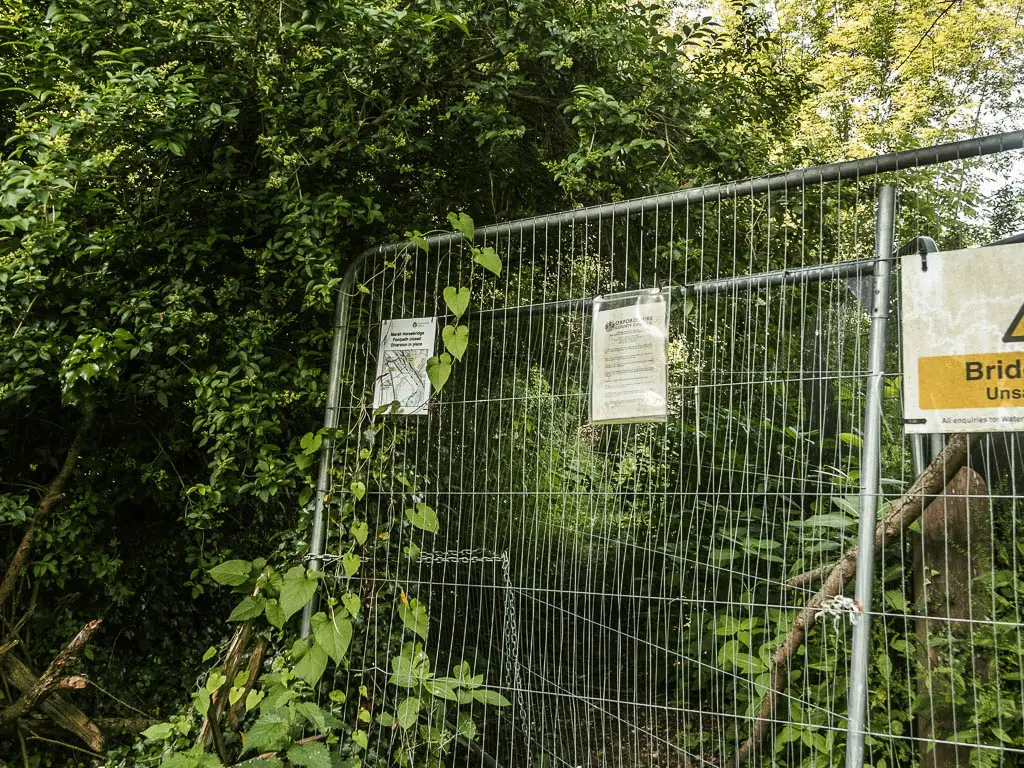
(317, 150, 1024, 767)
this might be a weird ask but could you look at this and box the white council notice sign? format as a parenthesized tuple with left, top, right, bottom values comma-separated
(373, 317, 437, 416)
(590, 290, 669, 424)
(902, 243, 1024, 434)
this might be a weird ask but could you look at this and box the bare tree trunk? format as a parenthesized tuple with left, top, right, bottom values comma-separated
(914, 466, 992, 767)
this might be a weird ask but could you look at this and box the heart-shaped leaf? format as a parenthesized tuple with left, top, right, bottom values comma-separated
(472, 246, 502, 276)
(294, 642, 328, 685)
(350, 520, 368, 545)
(426, 354, 452, 392)
(341, 552, 361, 576)
(280, 566, 319, 621)
(341, 592, 361, 617)
(264, 598, 285, 630)
(405, 502, 439, 533)
(311, 611, 353, 663)
(443, 286, 471, 318)
(442, 325, 469, 361)
(446, 212, 474, 241)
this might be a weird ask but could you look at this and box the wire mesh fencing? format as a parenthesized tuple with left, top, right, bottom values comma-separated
(308, 134, 1024, 767)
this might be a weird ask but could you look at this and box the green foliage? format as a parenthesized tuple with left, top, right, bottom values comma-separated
(1, 0, 801, 757)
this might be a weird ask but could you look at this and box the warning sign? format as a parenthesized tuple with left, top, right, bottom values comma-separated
(1005, 302, 1024, 343)
(902, 243, 1024, 434)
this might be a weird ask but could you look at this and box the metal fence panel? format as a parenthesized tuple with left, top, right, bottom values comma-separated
(309, 135, 1024, 767)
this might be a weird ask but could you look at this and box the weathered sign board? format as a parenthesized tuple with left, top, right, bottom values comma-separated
(902, 243, 1024, 433)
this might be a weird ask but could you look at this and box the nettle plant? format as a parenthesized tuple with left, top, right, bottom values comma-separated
(135, 216, 507, 768)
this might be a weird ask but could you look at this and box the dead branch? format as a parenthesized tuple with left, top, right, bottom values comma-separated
(0, 655, 104, 752)
(0, 619, 101, 726)
(228, 636, 268, 730)
(0, 414, 93, 611)
(197, 592, 258, 750)
(785, 564, 833, 590)
(734, 433, 977, 765)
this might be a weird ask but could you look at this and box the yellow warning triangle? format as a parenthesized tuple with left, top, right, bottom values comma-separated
(1006, 302, 1024, 343)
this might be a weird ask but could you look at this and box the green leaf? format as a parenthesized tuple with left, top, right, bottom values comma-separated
(300, 432, 322, 453)
(142, 722, 175, 740)
(423, 680, 458, 700)
(426, 353, 452, 392)
(341, 593, 361, 617)
(351, 730, 368, 750)
(350, 480, 366, 501)
(396, 696, 422, 729)
(244, 712, 291, 753)
(202, 646, 217, 662)
(447, 212, 474, 240)
(341, 552, 361, 576)
(406, 230, 430, 253)
(442, 325, 470, 361)
(789, 513, 855, 529)
(470, 689, 511, 707)
(206, 670, 226, 694)
(405, 502, 439, 534)
(312, 611, 353, 663)
(228, 596, 265, 622)
(398, 599, 430, 641)
(295, 701, 342, 731)
(280, 566, 319, 621)
(245, 689, 264, 712)
(209, 560, 252, 587)
(351, 520, 368, 545)
(456, 712, 477, 740)
(294, 642, 329, 685)
(287, 741, 332, 768)
(443, 286, 471, 318)
(885, 589, 908, 613)
(452, 661, 471, 682)
(265, 599, 285, 630)
(194, 687, 211, 717)
(472, 246, 502, 276)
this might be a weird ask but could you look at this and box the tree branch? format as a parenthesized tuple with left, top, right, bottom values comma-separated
(0, 654, 105, 752)
(228, 636, 268, 730)
(197, 590, 258, 750)
(735, 433, 977, 765)
(0, 414, 94, 611)
(0, 619, 101, 725)
(785, 564, 833, 590)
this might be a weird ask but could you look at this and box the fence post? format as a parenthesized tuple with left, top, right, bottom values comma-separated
(846, 184, 896, 767)
(300, 259, 363, 640)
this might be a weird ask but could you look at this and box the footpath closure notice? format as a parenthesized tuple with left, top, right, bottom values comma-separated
(373, 317, 437, 415)
(902, 243, 1024, 433)
(590, 289, 669, 424)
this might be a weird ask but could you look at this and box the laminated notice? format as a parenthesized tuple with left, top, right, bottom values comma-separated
(590, 289, 669, 424)
(373, 317, 437, 415)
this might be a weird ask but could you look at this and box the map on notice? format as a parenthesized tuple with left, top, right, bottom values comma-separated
(373, 317, 437, 415)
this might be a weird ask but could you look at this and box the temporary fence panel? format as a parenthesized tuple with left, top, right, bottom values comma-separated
(307, 133, 1024, 767)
